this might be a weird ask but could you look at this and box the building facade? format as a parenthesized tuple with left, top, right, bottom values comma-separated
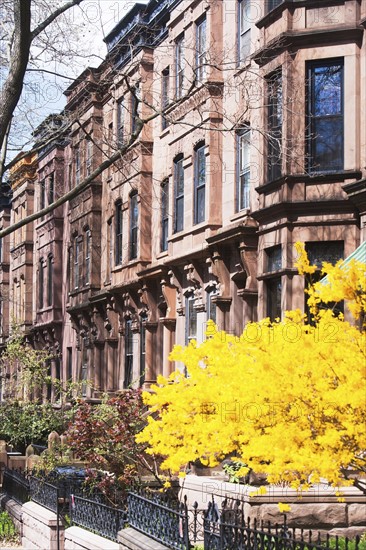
(1, 0, 365, 401)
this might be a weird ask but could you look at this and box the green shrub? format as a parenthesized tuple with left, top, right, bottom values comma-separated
(0, 511, 16, 538)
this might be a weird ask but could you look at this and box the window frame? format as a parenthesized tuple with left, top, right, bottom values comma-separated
(115, 201, 123, 266)
(174, 155, 184, 233)
(161, 67, 170, 131)
(175, 35, 184, 99)
(238, 0, 251, 65)
(117, 98, 124, 146)
(85, 228, 91, 285)
(129, 192, 138, 260)
(48, 174, 54, 205)
(124, 318, 133, 389)
(86, 139, 93, 176)
(196, 16, 207, 82)
(75, 147, 81, 186)
(74, 236, 80, 290)
(237, 127, 251, 211)
(38, 258, 44, 309)
(306, 58, 344, 174)
(161, 179, 169, 252)
(267, 69, 283, 182)
(194, 143, 206, 225)
(47, 254, 53, 307)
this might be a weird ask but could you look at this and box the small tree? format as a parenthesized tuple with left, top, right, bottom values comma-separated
(66, 389, 164, 500)
(137, 244, 366, 497)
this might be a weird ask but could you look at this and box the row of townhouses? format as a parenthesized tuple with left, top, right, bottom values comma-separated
(0, 0, 365, 401)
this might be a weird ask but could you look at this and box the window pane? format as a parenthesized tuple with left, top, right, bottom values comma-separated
(239, 130, 250, 210)
(306, 241, 343, 268)
(267, 71, 282, 181)
(266, 277, 282, 321)
(266, 246, 282, 272)
(175, 196, 184, 232)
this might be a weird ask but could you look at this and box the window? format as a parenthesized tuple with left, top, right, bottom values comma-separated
(175, 35, 184, 98)
(47, 255, 53, 306)
(39, 259, 44, 309)
(129, 192, 138, 260)
(266, 245, 282, 272)
(207, 288, 218, 324)
(124, 319, 133, 388)
(115, 202, 123, 265)
(174, 155, 184, 233)
(238, 0, 250, 64)
(140, 313, 147, 386)
(74, 236, 80, 289)
(117, 99, 124, 145)
(48, 174, 54, 204)
(267, 70, 282, 181)
(265, 246, 282, 321)
(86, 139, 93, 176)
(305, 241, 344, 319)
(307, 60, 343, 173)
(85, 229, 91, 285)
(67, 347, 73, 381)
(67, 246, 73, 294)
(267, 277, 282, 321)
(131, 86, 140, 135)
(40, 181, 45, 210)
(75, 148, 80, 185)
(107, 218, 113, 281)
(196, 16, 207, 82)
(185, 294, 197, 345)
(238, 128, 250, 210)
(161, 180, 169, 252)
(266, 0, 283, 14)
(161, 67, 170, 131)
(194, 143, 206, 224)
(81, 339, 88, 397)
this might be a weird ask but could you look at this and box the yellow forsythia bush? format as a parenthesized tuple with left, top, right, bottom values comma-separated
(136, 243, 366, 493)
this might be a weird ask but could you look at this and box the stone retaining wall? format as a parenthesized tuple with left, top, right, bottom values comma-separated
(21, 501, 64, 550)
(0, 494, 23, 536)
(118, 527, 171, 550)
(64, 526, 119, 550)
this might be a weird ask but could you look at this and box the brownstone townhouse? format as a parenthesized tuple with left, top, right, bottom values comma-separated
(1, 0, 366, 401)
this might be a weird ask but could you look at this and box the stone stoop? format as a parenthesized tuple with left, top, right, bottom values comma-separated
(64, 526, 119, 550)
(21, 501, 64, 550)
(118, 527, 171, 550)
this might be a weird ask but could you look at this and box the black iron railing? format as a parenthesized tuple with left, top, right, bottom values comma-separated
(2, 467, 30, 505)
(203, 498, 362, 550)
(128, 490, 190, 550)
(69, 493, 126, 542)
(29, 476, 59, 513)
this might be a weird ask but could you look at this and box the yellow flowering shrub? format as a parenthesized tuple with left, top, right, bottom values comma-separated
(137, 244, 366, 495)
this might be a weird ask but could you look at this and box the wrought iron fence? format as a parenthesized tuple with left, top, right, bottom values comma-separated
(29, 476, 59, 514)
(2, 467, 30, 505)
(128, 490, 190, 550)
(203, 498, 362, 550)
(69, 493, 126, 542)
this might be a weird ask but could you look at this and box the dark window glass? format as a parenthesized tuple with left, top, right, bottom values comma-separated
(81, 339, 88, 397)
(161, 180, 169, 252)
(207, 288, 218, 323)
(194, 144, 206, 224)
(196, 16, 206, 82)
(67, 347, 72, 381)
(307, 60, 343, 172)
(40, 181, 45, 210)
(174, 156, 184, 233)
(238, 0, 250, 63)
(238, 128, 250, 210)
(186, 294, 197, 345)
(85, 229, 91, 284)
(124, 319, 133, 388)
(47, 255, 53, 306)
(266, 276, 282, 321)
(131, 87, 139, 135)
(266, 245, 282, 272)
(162, 68, 170, 130)
(39, 259, 44, 309)
(115, 202, 123, 265)
(74, 237, 80, 289)
(48, 174, 54, 204)
(267, 70, 282, 181)
(266, 0, 283, 13)
(75, 148, 80, 185)
(86, 140, 93, 176)
(175, 35, 184, 98)
(117, 99, 124, 145)
(130, 193, 138, 260)
(140, 314, 147, 387)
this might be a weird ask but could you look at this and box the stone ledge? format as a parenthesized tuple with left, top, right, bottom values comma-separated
(65, 526, 119, 550)
(22, 501, 61, 527)
(118, 527, 171, 550)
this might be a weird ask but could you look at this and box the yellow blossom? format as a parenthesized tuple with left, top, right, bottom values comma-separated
(278, 503, 291, 513)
